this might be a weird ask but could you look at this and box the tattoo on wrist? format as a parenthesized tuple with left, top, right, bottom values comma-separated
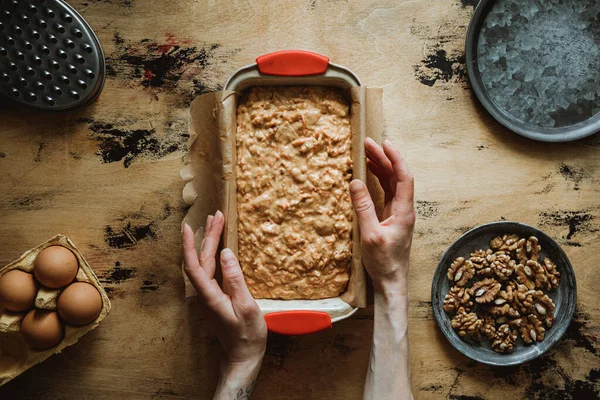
(234, 379, 256, 399)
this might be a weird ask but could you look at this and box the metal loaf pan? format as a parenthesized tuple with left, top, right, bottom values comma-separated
(224, 51, 362, 335)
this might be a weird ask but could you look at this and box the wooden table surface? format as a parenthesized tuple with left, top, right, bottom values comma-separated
(1, 1, 599, 399)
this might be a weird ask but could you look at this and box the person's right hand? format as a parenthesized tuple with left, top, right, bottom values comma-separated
(349, 138, 415, 294)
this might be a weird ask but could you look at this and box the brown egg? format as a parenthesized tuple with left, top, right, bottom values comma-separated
(20, 309, 64, 350)
(58, 282, 102, 326)
(0, 269, 37, 312)
(34, 246, 79, 289)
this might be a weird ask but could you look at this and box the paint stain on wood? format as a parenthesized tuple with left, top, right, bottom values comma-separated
(558, 163, 589, 191)
(87, 119, 185, 167)
(523, 357, 599, 399)
(539, 209, 596, 240)
(308, 0, 348, 9)
(327, 334, 360, 357)
(563, 309, 599, 356)
(265, 334, 299, 367)
(421, 384, 443, 392)
(439, 141, 459, 149)
(455, 225, 476, 234)
(451, 356, 600, 399)
(460, 0, 479, 7)
(104, 204, 174, 248)
(34, 142, 45, 163)
(81, 0, 133, 7)
(535, 182, 556, 195)
(0, 152, 6, 158)
(100, 262, 137, 284)
(140, 279, 159, 292)
(102, 286, 127, 300)
(414, 49, 466, 87)
(105, 222, 156, 248)
(133, 44, 218, 89)
(415, 300, 434, 320)
(9, 192, 55, 210)
(105, 33, 232, 104)
(416, 200, 440, 218)
(154, 388, 178, 397)
(12, 196, 40, 208)
(448, 367, 465, 397)
(113, 32, 125, 46)
(140, 273, 166, 292)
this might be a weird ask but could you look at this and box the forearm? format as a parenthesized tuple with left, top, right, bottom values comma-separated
(364, 277, 413, 400)
(214, 357, 262, 400)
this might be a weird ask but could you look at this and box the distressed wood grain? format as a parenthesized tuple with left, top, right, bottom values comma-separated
(0, 0, 598, 399)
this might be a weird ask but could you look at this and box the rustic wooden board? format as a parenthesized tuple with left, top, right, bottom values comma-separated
(0, 0, 598, 399)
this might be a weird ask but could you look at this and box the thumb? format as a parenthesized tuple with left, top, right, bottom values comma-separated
(350, 179, 379, 233)
(220, 248, 253, 302)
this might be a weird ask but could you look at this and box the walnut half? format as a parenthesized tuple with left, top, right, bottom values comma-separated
(470, 249, 492, 271)
(490, 254, 516, 281)
(487, 303, 520, 318)
(515, 261, 547, 290)
(492, 324, 518, 353)
(529, 291, 556, 328)
(542, 258, 560, 289)
(478, 251, 514, 279)
(490, 234, 520, 252)
(447, 257, 475, 287)
(469, 278, 501, 304)
(451, 310, 482, 338)
(479, 314, 496, 340)
(511, 314, 545, 344)
(516, 236, 541, 264)
(444, 286, 473, 313)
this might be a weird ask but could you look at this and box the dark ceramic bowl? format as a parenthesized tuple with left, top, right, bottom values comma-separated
(431, 221, 576, 366)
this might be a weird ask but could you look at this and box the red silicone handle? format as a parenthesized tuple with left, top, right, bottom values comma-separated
(264, 311, 332, 335)
(256, 50, 330, 76)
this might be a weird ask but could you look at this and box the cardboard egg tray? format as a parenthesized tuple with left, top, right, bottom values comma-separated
(0, 235, 111, 386)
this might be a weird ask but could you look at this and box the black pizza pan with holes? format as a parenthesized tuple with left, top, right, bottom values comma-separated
(431, 221, 576, 366)
(0, 0, 104, 111)
(466, 0, 600, 142)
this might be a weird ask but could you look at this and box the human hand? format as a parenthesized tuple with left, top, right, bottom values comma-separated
(182, 211, 267, 368)
(349, 138, 415, 294)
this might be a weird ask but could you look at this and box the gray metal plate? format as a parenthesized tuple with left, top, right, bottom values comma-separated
(466, 0, 600, 142)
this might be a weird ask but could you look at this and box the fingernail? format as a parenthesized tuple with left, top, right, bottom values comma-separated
(221, 248, 236, 266)
(181, 223, 188, 234)
(349, 180, 363, 194)
(215, 210, 223, 219)
(384, 139, 392, 146)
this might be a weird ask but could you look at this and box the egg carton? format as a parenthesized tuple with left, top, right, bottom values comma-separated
(0, 235, 111, 386)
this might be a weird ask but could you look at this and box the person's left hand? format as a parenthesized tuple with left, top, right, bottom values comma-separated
(182, 211, 267, 367)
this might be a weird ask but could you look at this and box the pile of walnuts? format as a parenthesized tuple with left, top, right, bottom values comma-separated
(444, 234, 560, 353)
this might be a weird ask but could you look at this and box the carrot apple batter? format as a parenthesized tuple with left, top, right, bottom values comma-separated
(236, 86, 353, 299)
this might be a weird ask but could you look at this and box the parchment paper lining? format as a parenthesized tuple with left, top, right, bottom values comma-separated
(181, 87, 383, 308)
